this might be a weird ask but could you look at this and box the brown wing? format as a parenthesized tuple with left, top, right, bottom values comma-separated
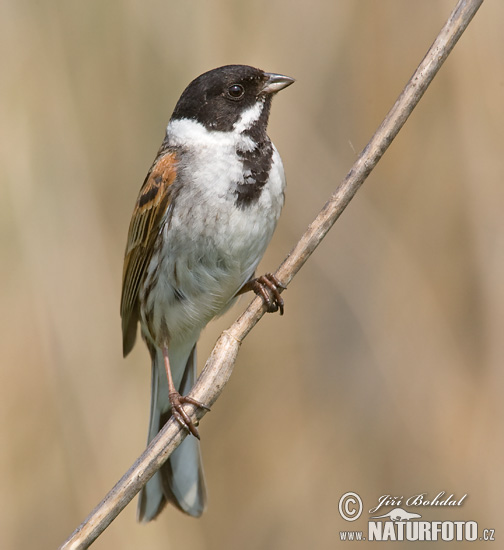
(121, 148, 178, 356)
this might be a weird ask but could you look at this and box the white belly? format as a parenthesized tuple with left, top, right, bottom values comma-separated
(140, 134, 285, 347)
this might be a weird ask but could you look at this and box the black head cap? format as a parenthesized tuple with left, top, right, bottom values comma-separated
(171, 65, 294, 132)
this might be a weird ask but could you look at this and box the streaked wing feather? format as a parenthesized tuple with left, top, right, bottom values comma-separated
(121, 149, 178, 355)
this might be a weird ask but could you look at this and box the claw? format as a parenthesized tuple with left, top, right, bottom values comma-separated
(169, 391, 210, 439)
(239, 273, 285, 315)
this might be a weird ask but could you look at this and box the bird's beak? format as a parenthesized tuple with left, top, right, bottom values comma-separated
(262, 73, 295, 94)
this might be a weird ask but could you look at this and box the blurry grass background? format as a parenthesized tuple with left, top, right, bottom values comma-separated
(1, 1, 503, 548)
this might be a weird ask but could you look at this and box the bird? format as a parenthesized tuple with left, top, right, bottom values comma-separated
(120, 64, 294, 522)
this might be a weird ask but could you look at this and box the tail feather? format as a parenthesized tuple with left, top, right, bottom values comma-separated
(137, 344, 207, 522)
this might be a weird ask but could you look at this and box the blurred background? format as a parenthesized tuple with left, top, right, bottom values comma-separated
(1, 1, 502, 548)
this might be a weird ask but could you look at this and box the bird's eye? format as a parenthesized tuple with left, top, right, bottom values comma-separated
(227, 84, 245, 99)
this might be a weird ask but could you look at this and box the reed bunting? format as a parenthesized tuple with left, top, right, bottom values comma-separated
(120, 65, 294, 521)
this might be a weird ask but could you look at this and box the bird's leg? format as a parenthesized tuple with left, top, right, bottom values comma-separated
(237, 273, 286, 315)
(162, 347, 210, 439)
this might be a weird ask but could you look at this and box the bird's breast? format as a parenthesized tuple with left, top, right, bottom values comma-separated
(140, 123, 285, 346)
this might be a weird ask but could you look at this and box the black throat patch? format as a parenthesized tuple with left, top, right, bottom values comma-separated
(234, 99, 273, 209)
(234, 140, 273, 208)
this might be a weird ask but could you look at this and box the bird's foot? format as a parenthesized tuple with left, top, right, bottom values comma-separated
(169, 391, 210, 439)
(241, 273, 286, 315)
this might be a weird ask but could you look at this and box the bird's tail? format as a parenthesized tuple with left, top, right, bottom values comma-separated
(137, 344, 207, 521)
